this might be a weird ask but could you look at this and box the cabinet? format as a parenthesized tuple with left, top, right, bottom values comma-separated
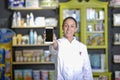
(9, 1, 58, 80)
(59, 0, 112, 79)
(0, 29, 14, 80)
(109, 2, 120, 80)
(0, 42, 12, 80)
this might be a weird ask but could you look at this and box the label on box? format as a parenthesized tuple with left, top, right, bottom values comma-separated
(0, 29, 14, 43)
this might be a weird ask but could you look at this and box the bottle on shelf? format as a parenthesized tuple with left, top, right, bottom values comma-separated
(12, 12, 17, 27)
(29, 13, 35, 27)
(29, 29, 34, 44)
(16, 11, 21, 27)
(17, 34, 22, 45)
(12, 34, 17, 45)
(26, 14, 30, 26)
(34, 31, 37, 44)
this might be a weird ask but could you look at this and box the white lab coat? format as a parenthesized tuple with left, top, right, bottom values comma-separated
(51, 37, 93, 80)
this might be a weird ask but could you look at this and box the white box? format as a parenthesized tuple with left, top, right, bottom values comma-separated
(25, 0, 39, 8)
(115, 71, 120, 80)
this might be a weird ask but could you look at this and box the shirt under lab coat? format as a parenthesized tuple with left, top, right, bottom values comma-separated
(51, 37, 93, 80)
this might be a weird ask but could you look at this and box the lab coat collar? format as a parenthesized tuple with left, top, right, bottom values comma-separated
(62, 36, 76, 43)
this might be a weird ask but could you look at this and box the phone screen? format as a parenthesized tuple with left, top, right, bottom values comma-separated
(45, 28, 53, 42)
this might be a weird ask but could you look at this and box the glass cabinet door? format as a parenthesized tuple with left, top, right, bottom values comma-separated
(59, 0, 83, 41)
(81, 0, 108, 49)
(85, 7, 106, 48)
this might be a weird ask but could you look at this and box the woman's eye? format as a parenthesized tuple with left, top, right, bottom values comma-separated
(71, 25, 75, 28)
(64, 25, 68, 27)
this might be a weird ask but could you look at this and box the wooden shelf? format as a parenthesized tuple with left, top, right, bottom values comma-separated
(109, 4, 120, 8)
(12, 44, 50, 47)
(87, 31, 104, 34)
(93, 72, 112, 77)
(9, 7, 57, 10)
(113, 25, 120, 27)
(114, 42, 120, 45)
(12, 62, 54, 65)
(113, 61, 120, 63)
(87, 45, 107, 49)
(11, 26, 56, 28)
(12, 26, 46, 28)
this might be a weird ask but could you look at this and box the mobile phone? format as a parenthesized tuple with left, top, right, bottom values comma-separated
(45, 27, 53, 44)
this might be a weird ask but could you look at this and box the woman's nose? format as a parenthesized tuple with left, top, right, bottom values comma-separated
(67, 26, 70, 30)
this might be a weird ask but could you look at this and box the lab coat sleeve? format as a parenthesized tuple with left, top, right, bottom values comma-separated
(83, 46, 93, 80)
(56, 41, 64, 80)
(49, 42, 64, 80)
(49, 44, 58, 55)
(57, 56, 64, 80)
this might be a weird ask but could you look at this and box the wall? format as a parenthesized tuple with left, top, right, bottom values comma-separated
(0, 0, 114, 79)
(0, 0, 12, 28)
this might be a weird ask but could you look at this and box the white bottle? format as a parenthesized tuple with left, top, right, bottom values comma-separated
(26, 14, 30, 26)
(17, 11, 21, 27)
(34, 31, 37, 44)
(12, 12, 17, 27)
(88, 25, 92, 32)
(29, 29, 34, 44)
(29, 12, 34, 27)
(99, 10, 104, 20)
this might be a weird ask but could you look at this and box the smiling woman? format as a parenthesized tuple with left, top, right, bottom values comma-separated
(62, 17, 77, 42)
(50, 17, 93, 80)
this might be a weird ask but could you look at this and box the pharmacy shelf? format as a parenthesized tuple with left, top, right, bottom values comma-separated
(87, 46, 107, 49)
(9, 7, 58, 10)
(87, 31, 104, 34)
(114, 42, 120, 45)
(12, 44, 50, 47)
(109, 4, 120, 8)
(12, 26, 46, 28)
(11, 26, 56, 28)
(12, 62, 54, 65)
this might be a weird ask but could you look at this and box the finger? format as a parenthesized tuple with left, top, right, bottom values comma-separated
(53, 33, 57, 40)
(43, 31, 46, 40)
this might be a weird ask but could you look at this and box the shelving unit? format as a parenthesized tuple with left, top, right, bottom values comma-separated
(9, 1, 58, 79)
(0, 41, 13, 80)
(12, 26, 47, 28)
(9, 7, 57, 10)
(12, 26, 56, 28)
(59, 0, 111, 79)
(12, 44, 50, 47)
(109, 2, 120, 80)
(12, 62, 54, 65)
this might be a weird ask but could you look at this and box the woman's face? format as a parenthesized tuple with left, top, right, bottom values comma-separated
(63, 18, 77, 39)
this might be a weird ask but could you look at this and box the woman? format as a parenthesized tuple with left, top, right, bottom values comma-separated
(51, 17, 93, 80)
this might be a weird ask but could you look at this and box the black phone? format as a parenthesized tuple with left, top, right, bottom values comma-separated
(45, 27, 53, 44)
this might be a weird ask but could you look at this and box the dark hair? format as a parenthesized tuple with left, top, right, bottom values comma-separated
(62, 17, 77, 27)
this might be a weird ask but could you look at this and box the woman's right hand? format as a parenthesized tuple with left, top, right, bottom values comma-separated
(52, 33, 58, 50)
(43, 31, 58, 50)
